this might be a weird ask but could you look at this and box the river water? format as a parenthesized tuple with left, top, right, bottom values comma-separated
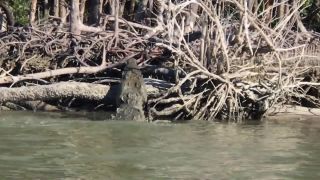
(0, 111, 319, 180)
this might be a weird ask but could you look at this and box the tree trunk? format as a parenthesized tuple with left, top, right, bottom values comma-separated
(43, 0, 49, 19)
(0, 2, 15, 28)
(99, 0, 104, 13)
(184, 4, 199, 34)
(114, 0, 119, 32)
(278, 0, 286, 20)
(59, 0, 67, 22)
(127, 0, 135, 20)
(53, 0, 59, 17)
(264, 0, 274, 25)
(70, 0, 81, 35)
(119, 0, 126, 17)
(30, 0, 37, 25)
(88, 0, 100, 25)
(135, 0, 148, 22)
(109, 0, 115, 15)
(79, 0, 86, 22)
(0, 14, 3, 31)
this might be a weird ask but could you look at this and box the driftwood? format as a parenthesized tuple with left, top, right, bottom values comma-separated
(0, 81, 160, 105)
(0, 82, 109, 103)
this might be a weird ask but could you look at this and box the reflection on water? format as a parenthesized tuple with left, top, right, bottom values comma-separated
(0, 111, 320, 179)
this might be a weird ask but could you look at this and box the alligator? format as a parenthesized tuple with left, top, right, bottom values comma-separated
(113, 59, 147, 121)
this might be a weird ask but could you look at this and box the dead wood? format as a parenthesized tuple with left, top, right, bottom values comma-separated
(0, 81, 162, 106)
(0, 82, 110, 103)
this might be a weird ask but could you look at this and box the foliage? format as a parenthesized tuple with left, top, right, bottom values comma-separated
(9, 0, 30, 25)
(302, 0, 320, 31)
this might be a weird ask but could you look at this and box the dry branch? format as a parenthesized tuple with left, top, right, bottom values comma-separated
(0, 66, 108, 84)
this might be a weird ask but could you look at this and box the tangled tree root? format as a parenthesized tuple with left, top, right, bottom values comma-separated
(1, 0, 320, 122)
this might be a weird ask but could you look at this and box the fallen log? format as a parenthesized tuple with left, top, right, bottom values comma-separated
(0, 82, 109, 103)
(0, 81, 163, 104)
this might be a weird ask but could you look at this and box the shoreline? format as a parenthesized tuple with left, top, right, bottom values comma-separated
(266, 105, 320, 121)
(0, 104, 319, 122)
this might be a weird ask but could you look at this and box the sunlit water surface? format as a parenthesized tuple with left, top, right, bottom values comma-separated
(0, 111, 320, 179)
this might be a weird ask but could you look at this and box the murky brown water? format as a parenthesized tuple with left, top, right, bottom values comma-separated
(0, 111, 319, 179)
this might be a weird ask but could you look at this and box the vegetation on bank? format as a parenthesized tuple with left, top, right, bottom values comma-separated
(0, 0, 319, 121)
